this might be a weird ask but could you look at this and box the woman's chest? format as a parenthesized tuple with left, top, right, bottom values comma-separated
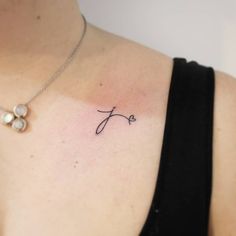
(0, 100, 166, 235)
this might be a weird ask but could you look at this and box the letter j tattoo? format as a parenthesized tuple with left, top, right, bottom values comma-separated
(95, 106, 137, 135)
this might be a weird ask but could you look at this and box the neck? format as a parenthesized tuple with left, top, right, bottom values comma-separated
(0, 0, 84, 59)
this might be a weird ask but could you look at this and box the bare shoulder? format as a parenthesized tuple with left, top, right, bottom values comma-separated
(87, 22, 174, 68)
(81, 23, 174, 118)
(208, 70, 236, 235)
(85, 22, 174, 77)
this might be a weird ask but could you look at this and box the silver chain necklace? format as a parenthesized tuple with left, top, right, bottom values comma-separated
(0, 15, 87, 133)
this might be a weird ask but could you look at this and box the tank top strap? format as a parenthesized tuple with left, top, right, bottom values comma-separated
(140, 57, 215, 236)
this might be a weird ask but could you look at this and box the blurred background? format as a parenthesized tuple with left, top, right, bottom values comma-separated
(80, 0, 236, 77)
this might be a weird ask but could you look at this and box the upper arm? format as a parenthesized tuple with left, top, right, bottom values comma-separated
(208, 70, 236, 236)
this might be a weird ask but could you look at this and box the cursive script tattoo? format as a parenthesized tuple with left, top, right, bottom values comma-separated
(96, 106, 136, 135)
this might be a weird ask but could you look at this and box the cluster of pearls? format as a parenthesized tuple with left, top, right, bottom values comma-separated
(0, 104, 28, 132)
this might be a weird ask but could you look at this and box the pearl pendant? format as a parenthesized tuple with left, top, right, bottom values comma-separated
(1, 104, 28, 132)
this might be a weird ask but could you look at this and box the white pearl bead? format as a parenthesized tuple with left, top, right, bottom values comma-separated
(12, 118, 27, 132)
(1, 112, 15, 125)
(13, 104, 28, 118)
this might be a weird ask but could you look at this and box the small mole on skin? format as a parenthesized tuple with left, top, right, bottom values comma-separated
(99, 82, 103, 86)
(36, 15, 41, 20)
(30, 154, 34, 158)
(61, 140, 65, 144)
(74, 160, 79, 168)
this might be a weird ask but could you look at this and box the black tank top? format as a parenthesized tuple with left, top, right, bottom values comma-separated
(139, 57, 215, 236)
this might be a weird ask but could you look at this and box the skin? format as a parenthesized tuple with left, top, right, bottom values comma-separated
(0, 0, 235, 235)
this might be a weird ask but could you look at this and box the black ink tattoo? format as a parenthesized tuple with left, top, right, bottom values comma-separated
(96, 106, 136, 135)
